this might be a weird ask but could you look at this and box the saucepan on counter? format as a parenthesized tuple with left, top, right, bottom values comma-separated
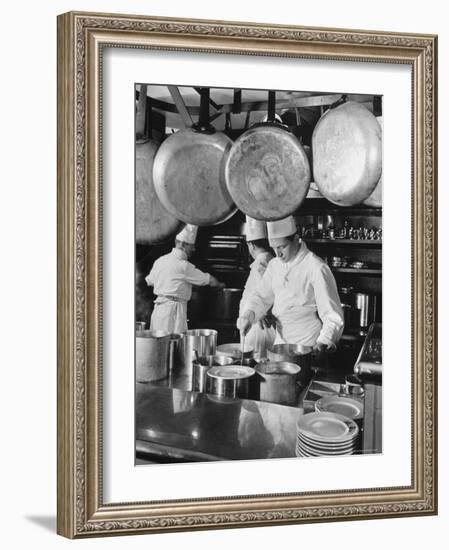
(216, 343, 254, 361)
(192, 355, 234, 393)
(267, 343, 313, 387)
(184, 329, 217, 377)
(255, 361, 301, 406)
(136, 330, 171, 382)
(207, 365, 255, 399)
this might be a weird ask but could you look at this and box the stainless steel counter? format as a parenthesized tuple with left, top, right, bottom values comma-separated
(136, 383, 302, 462)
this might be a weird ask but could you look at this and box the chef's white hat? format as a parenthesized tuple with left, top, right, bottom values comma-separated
(267, 216, 297, 240)
(176, 224, 198, 244)
(245, 216, 267, 241)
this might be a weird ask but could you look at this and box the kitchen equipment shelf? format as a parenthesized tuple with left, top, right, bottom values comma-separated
(331, 268, 382, 275)
(306, 239, 381, 246)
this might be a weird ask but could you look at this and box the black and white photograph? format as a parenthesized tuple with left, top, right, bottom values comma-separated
(134, 83, 383, 464)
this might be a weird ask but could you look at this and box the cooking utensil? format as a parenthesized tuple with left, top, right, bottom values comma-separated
(153, 88, 237, 226)
(207, 365, 255, 398)
(192, 355, 234, 393)
(184, 329, 217, 377)
(168, 333, 185, 374)
(312, 101, 382, 206)
(240, 332, 245, 365)
(267, 343, 313, 386)
(224, 90, 311, 220)
(203, 287, 243, 320)
(135, 84, 183, 244)
(216, 343, 254, 361)
(255, 361, 301, 406)
(136, 330, 171, 382)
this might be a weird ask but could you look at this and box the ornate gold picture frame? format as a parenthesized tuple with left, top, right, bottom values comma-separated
(57, 11, 437, 538)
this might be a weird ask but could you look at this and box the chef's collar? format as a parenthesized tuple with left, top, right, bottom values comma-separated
(172, 247, 188, 260)
(283, 240, 308, 268)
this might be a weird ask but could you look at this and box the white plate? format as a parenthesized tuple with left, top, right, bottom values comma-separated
(297, 412, 359, 442)
(315, 395, 364, 420)
(298, 430, 359, 448)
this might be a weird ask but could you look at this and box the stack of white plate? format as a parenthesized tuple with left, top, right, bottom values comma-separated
(296, 412, 359, 457)
(315, 395, 364, 420)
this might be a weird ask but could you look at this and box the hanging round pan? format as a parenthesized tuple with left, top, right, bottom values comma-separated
(363, 116, 383, 207)
(136, 138, 184, 245)
(312, 100, 382, 206)
(153, 88, 237, 226)
(224, 91, 311, 221)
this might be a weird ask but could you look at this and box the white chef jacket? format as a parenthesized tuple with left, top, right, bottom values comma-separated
(244, 242, 344, 347)
(145, 248, 211, 334)
(239, 251, 276, 357)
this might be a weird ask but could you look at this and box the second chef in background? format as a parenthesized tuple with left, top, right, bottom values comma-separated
(145, 224, 224, 334)
(238, 216, 344, 352)
(239, 217, 276, 359)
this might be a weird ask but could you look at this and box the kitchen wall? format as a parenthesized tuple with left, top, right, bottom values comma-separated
(1, 1, 447, 549)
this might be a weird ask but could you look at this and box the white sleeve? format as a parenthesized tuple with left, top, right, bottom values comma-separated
(244, 265, 275, 321)
(183, 262, 211, 286)
(145, 268, 155, 287)
(313, 264, 345, 346)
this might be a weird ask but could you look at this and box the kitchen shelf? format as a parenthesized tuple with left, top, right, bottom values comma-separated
(306, 239, 382, 246)
(331, 268, 382, 275)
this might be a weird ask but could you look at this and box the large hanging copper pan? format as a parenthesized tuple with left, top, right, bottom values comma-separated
(136, 138, 183, 245)
(224, 91, 311, 221)
(312, 101, 382, 206)
(153, 88, 237, 226)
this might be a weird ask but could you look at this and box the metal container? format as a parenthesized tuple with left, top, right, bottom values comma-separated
(255, 361, 301, 406)
(267, 344, 312, 368)
(136, 330, 170, 382)
(136, 321, 146, 333)
(207, 366, 255, 399)
(168, 333, 185, 374)
(216, 343, 254, 362)
(207, 288, 243, 320)
(192, 355, 234, 393)
(267, 344, 313, 386)
(184, 329, 218, 376)
(355, 293, 377, 332)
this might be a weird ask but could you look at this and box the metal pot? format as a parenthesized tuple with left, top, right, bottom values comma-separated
(192, 355, 234, 393)
(267, 344, 312, 368)
(184, 329, 218, 377)
(207, 366, 255, 399)
(136, 330, 171, 382)
(205, 288, 243, 320)
(168, 333, 185, 374)
(216, 343, 254, 362)
(225, 90, 311, 221)
(255, 361, 301, 405)
(267, 344, 313, 386)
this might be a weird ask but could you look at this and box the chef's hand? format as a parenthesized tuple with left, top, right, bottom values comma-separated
(313, 341, 336, 353)
(259, 313, 275, 329)
(237, 311, 255, 336)
(209, 275, 225, 289)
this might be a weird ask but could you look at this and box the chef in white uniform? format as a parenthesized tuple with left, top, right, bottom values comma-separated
(237, 216, 344, 352)
(239, 216, 276, 358)
(146, 224, 224, 334)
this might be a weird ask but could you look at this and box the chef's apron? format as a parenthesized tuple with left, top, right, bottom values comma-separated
(150, 296, 188, 334)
